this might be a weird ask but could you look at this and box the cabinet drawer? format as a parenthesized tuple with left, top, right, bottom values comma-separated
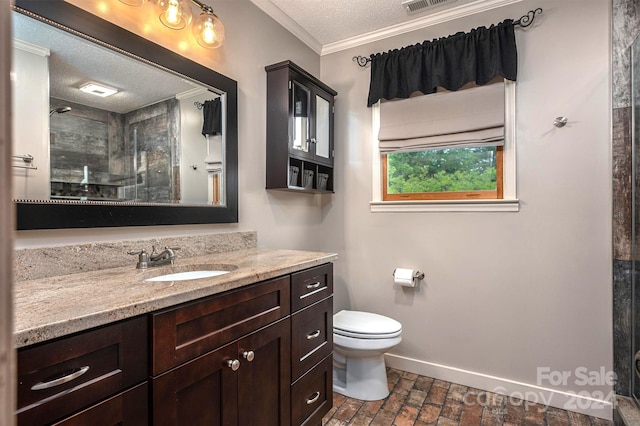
(291, 355, 333, 426)
(52, 382, 148, 426)
(17, 316, 147, 426)
(291, 263, 333, 312)
(291, 296, 333, 381)
(151, 276, 291, 375)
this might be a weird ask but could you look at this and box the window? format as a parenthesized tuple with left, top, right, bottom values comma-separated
(382, 146, 503, 200)
(371, 80, 518, 212)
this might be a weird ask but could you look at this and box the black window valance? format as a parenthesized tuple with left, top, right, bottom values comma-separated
(202, 98, 222, 136)
(367, 19, 517, 107)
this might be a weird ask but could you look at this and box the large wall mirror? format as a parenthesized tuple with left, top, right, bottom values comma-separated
(11, 0, 238, 229)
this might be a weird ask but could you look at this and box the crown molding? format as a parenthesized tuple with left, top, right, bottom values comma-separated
(321, 0, 524, 56)
(13, 39, 50, 57)
(250, 0, 323, 54)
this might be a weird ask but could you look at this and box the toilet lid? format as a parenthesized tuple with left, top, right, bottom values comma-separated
(333, 310, 402, 339)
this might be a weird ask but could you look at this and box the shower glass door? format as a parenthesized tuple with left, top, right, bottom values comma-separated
(632, 34, 640, 403)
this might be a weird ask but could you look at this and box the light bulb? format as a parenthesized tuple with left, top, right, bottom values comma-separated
(156, 0, 191, 30)
(192, 11, 225, 48)
(202, 21, 216, 45)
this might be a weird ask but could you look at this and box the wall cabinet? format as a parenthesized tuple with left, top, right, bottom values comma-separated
(266, 60, 337, 193)
(16, 263, 334, 425)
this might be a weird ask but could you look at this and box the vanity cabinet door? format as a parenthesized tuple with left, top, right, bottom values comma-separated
(152, 340, 239, 426)
(238, 317, 291, 426)
(152, 318, 291, 426)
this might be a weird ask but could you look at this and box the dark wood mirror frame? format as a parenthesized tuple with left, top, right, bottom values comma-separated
(13, 0, 238, 230)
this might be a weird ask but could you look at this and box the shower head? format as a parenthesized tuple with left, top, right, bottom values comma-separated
(49, 106, 72, 116)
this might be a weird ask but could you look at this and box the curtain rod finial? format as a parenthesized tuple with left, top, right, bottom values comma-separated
(515, 8, 542, 28)
(353, 56, 371, 67)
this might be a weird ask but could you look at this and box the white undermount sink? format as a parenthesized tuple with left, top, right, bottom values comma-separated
(145, 270, 230, 282)
(143, 264, 237, 282)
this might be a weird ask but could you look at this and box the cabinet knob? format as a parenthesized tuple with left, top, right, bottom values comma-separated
(242, 350, 255, 362)
(226, 359, 240, 371)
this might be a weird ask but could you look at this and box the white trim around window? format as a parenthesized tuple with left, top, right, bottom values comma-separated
(370, 79, 520, 213)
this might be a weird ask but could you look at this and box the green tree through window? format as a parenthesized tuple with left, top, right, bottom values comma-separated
(386, 147, 498, 194)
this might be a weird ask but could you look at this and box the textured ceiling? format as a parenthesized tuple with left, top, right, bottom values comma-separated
(253, 0, 479, 47)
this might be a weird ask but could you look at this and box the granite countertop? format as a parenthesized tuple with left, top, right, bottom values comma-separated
(14, 248, 337, 348)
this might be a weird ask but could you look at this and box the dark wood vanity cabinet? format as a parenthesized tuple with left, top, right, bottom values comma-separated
(150, 276, 292, 425)
(266, 60, 337, 193)
(152, 318, 291, 426)
(16, 263, 334, 426)
(16, 316, 148, 426)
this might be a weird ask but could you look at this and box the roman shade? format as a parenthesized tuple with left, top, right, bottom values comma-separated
(378, 82, 505, 154)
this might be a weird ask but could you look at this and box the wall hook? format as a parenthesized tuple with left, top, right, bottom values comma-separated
(554, 116, 568, 128)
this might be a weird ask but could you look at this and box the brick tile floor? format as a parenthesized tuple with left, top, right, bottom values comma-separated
(322, 368, 613, 426)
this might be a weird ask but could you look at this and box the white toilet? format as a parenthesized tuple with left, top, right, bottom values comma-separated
(332, 310, 402, 401)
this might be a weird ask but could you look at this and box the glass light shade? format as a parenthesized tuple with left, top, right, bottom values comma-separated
(192, 12, 225, 49)
(155, 0, 192, 30)
(119, 0, 147, 5)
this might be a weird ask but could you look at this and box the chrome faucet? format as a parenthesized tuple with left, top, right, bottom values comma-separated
(128, 246, 180, 269)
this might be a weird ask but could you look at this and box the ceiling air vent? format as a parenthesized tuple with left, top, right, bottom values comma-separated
(402, 0, 457, 14)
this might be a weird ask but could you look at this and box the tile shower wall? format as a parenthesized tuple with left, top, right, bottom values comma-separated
(613, 0, 640, 398)
(48, 97, 180, 202)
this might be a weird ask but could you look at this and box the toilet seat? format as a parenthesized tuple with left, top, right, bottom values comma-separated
(333, 310, 402, 339)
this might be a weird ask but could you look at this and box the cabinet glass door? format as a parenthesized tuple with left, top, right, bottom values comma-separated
(315, 94, 331, 160)
(291, 81, 310, 154)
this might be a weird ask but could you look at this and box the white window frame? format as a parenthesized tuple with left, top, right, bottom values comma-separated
(370, 79, 519, 213)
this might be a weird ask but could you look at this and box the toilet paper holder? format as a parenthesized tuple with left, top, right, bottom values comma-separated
(393, 269, 424, 280)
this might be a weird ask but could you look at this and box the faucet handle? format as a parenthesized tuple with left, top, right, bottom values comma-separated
(128, 249, 149, 269)
(151, 246, 181, 253)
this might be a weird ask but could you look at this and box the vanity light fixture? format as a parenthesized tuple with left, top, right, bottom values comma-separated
(190, 0, 225, 49)
(121, 0, 225, 49)
(79, 81, 118, 97)
(156, 0, 192, 30)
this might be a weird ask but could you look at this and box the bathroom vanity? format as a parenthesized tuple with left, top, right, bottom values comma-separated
(14, 248, 335, 426)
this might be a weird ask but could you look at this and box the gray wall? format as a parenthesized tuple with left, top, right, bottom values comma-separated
(321, 0, 612, 418)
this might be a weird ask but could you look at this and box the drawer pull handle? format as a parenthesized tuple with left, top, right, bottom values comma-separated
(306, 329, 321, 340)
(242, 350, 255, 362)
(306, 281, 322, 289)
(31, 366, 90, 391)
(226, 359, 240, 371)
(306, 391, 320, 405)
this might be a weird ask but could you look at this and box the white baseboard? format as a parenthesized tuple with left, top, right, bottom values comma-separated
(384, 353, 613, 421)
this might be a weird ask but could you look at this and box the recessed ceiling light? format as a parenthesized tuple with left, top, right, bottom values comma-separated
(79, 81, 118, 97)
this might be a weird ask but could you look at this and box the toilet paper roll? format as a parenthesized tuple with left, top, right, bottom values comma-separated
(394, 268, 415, 287)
